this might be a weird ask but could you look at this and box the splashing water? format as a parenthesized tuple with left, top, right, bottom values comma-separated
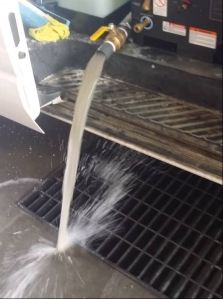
(0, 154, 134, 298)
(60, 158, 133, 251)
(0, 242, 57, 298)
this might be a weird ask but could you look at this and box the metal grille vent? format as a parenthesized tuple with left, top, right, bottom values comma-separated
(19, 138, 223, 299)
(41, 68, 222, 154)
(210, 0, 223, 22)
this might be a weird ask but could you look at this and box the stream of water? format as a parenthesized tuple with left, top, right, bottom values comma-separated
(57, 52, 106, 251)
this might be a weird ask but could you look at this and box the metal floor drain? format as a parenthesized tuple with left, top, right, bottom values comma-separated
(19, 138, 223, 299)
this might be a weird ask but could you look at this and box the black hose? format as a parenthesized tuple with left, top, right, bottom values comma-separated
(97, 42, 115, 60)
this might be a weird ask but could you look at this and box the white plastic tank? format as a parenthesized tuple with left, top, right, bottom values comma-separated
(58, 0, 130, 18)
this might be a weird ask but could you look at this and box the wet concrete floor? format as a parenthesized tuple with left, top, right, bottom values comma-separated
(0, 114, 156, 298)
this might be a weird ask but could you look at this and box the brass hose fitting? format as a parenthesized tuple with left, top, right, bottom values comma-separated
(142, 0, 152, 12)
(105, 24, 129, 51)
(133, 18, 151, 33)
(97, 22, 130, 59)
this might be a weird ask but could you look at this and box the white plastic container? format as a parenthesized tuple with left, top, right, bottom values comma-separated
(58, 0, 129, 18)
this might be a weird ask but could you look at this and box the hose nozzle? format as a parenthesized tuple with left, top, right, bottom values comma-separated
(133, 18, 151, 33)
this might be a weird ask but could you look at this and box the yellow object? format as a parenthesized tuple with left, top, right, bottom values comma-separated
(29, 16, 70, 42)
(90, 26, 109, 41)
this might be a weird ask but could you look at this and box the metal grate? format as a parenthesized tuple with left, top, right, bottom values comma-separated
(19, 138, 223, 299)
(40, 68, 222, 184)
(41, 68, 222, 152)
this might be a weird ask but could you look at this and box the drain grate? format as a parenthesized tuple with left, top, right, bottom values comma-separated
(19, 138, 223, 299)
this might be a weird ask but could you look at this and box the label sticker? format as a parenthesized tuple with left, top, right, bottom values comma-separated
(163, 21, 186, 36)
(189, 27, 217, 49)
(153, 0, 168, 17)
